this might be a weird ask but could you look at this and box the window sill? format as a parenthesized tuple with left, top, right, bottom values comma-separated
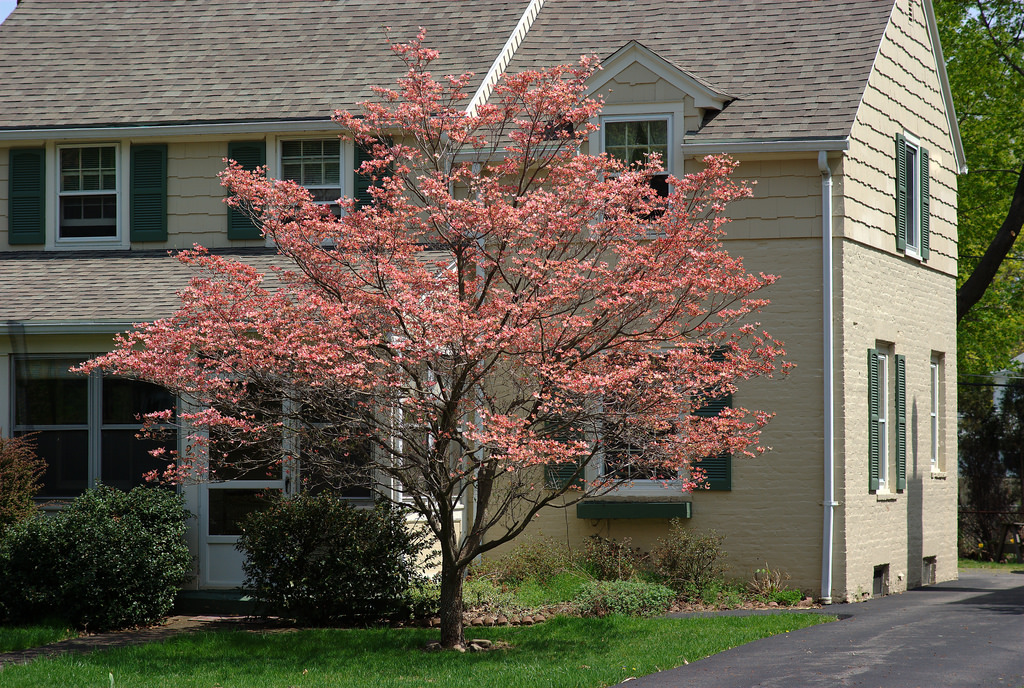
(930, 471, 947, 480)
(576, 500, 692, 520)
(875, 492, 898, 503)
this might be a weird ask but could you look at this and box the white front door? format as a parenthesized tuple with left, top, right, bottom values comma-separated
(197, 472, 289, 588)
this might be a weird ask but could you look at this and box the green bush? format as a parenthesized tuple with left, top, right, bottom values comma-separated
(0, 485, 191, 631)
(0, 433, 46, 531)
(768, 588, 803, 606)
(573, 579, 675, 617)
(237, 494, 431, 625)
(580, 535, 647, 581)
(648, 522, 726, 594)
(471, 537, 577, 584)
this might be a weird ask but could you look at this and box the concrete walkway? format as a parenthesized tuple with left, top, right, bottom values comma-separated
(624, 570, 1024, 687)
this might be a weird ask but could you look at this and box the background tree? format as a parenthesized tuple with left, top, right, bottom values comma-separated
(957, 384, 1012, 554)
(936, 0, 1024, 373)
(81, 36, 786, 648)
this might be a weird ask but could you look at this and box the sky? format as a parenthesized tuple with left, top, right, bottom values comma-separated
(0, 1, 15, 24)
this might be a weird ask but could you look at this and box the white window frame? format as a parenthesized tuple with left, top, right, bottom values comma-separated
(54, 143, 124, 247)
(599, 114, 673, 177)
(876, 350, 890, 492)
(902, 132, 922, 258)
(277, 137, 346, 211)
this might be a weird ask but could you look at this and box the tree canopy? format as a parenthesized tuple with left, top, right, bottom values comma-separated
(936, 0, 1024, 375)
(80, 36, 787, 648)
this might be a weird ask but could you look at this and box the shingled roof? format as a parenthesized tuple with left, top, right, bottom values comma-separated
(0, 249, 285, 325)
(509, 0, 894, 143)
(0, 0, 527, 130)
(0, 0, 894, 142)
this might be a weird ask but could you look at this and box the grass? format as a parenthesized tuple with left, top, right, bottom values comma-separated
(0, 622, 76, 653)
(958, 557, 1024, 573)
(0, 613, 834, 688)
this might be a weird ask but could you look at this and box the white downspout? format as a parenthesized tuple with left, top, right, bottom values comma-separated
(819, 150, 837, 604)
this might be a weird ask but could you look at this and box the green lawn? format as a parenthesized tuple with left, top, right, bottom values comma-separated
(0, 613, 833, 688)
(959, 557, 1024, 573)
(0, 623, 77, 653)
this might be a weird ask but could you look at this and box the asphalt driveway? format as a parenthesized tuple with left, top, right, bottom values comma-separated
(624, 570, 1024, 687)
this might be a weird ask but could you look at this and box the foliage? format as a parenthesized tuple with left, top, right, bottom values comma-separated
(572, 579, 676, 617)
(512, 571, 591, 609)
(80, 35, 786, 647)
(579, 535, 648, 581)
(461, 578, 529, 616)
(0, 432, 46, 531)
(648, 521, 726, 593)
(936, 1, 1024, 371)
(237, 494, 432, 625)
(747, 562, 791, 598)
(958, 382, 1017, 555)
(0, 485, 191, 631)
(0, 615, 835, 688)
(470, 537, 577, 585)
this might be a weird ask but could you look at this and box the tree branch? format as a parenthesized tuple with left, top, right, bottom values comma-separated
(958, 162, 1024, 321)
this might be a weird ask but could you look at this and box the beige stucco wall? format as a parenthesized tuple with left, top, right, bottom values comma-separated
(833, 0, 959, 600)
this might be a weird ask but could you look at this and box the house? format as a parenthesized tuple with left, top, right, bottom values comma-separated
(0, 0, 962, 602)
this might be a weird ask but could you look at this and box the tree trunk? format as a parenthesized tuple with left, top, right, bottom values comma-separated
(957, 163, 1024, 322)
(438, 559, 466, 649)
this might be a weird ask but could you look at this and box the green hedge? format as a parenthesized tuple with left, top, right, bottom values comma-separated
(237, 494, 431, 625)
(0, 485, 192, 631)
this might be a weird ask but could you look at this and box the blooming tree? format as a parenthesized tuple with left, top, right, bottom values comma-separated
(81, 34, 787, 648)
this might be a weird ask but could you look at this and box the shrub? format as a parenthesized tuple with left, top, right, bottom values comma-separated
(573, 579, 676, 617)
(0, 485, 191, 631)
(237, 494, 432, 625)
(471, 537, 577, 584)
(0, 433, 46, 531)
(580, 535, 647, 581)
(648, 522, 726, 594)
(747, 562, 797, 603)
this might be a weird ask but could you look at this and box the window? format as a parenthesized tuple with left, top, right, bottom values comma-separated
(58, 145, 118, 239)
(603, 117, 670, 197)
(896, 133, 930, 259)
(280, 139, 343, 210)
(7, 144, 168, 246)
(930, 355, 941, 471)
(12, 357, 176, 498)
(868, 348, 906, 492)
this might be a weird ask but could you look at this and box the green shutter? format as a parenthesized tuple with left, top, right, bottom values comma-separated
(695, 348, 732, 491)
(130, 144, 167, 242)
(868, 348, 881, 492)
(545, 421, 585, 490)
(227, 140, 266, 239)
(8, 147, 46, 244)
(353, 138, 392, 210)
(895, 354, 907, 491)
(919, 147, 930, 260)
(895, 134, 908, 252)
(695, 390, 733, 491)
(545, 461, 583, 490)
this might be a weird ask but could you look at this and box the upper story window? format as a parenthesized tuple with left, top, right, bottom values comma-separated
(7, 143, 168, 248)
(280, 139, 343, 210)
(896, 132, 930, 260)
(603, 117, 670, 197)
(58, 145, 119, 240)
